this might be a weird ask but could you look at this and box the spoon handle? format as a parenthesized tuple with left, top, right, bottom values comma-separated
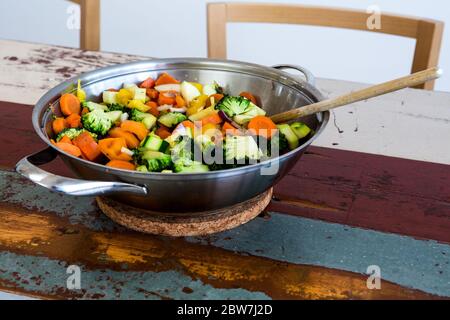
(271, 67, 443, 124)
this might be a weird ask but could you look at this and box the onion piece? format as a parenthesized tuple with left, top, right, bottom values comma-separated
(218, 110, 244, 130)
(120, 112, 129, 123)
(157, 104, 172, 111)
(169, 106, 187, 113)
(154, 84, 181, 92)
(160, 91, 177, 98)
(120, 147, 134, 156)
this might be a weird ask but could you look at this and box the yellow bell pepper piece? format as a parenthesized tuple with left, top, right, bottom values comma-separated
(128, 99, 150, 112)
(117, 89, 133, 106)
(187, 94, 208, 116)
(190, 94, 208, 109)
(190, 82, 203, 93)
(76, 79, 86, 102)
(201, 123, 217, 135)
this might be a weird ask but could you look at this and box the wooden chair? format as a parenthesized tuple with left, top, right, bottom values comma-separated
(70, 0, 100, 51)
(207, 3, 444, 90)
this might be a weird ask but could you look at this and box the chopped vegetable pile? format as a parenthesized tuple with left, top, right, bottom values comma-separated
(50, 73, 312, 173)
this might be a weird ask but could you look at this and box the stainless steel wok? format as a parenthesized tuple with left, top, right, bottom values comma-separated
(15, 58, 329, 213)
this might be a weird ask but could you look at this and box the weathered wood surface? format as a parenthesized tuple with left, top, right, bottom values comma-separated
(1, 40, 450, 300)
(0, 101, 450, 299)
(0, 169, 447, 299)
(0, 191, 440, 300)
(1, 39, 450, 164)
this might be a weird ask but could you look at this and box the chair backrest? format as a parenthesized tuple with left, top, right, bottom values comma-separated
(70, 0, 100, 51)
(207, 3, 444, 90)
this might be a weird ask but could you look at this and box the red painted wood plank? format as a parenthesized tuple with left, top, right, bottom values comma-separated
(1, 101, 450, 243)
(270, 147, 450, 243)
(0, 102, 72, 176)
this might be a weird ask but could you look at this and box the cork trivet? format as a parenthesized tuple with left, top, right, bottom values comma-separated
(96, 188, 273, 237)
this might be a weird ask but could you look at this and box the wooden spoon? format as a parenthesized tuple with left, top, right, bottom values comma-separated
(270, 67, 443, 124)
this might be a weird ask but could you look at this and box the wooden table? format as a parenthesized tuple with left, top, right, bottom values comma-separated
(0, 39, 449, 300)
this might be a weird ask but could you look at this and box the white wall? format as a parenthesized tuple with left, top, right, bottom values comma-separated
(0, 0, 448, 91)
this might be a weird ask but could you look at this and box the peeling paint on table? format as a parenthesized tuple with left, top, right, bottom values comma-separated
(0, 171, 446, 299)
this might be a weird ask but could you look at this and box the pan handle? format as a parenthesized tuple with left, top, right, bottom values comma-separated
(15, 147, 148, 196)
(272, 64, 316, 86)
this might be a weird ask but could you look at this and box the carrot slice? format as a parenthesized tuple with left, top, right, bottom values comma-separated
(247, 116, 277, 139)
(55, 142, 82, 157)
(81, 107, 89, 115)
(108, 127, 140, 149)
(146, 88, 159, 100)
(158, 92, 176, 106)
(120, 120, 149, 141)
(145, 101, 160, 117)
(155, 125, 172, 139)
(65, 113, 81, 128)
(201, 112, 223, 126)
(98, 138, 132, 161)
(59, 135, 72, 144)
(52, 117, 67, 135)
(139, 77, 155, 89)
(73, 131, 101, 161)
(106, 160, 136, 171)
(175, 94, 186, 107)
(239, 91, 257, 105)
(60, 93, 81, 116)
(155, 73, 180, 86)
(205, 93, 224, 107)
(222, 122, 241, 136)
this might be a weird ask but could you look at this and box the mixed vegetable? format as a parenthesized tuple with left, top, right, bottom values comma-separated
(50, 73, 312, 173)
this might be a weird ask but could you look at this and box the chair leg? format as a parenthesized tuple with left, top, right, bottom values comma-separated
(80, 0, 100, 51)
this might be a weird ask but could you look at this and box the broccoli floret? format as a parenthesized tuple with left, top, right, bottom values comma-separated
(56, 128, 82, 141)
(158, 112, 187, 128)
(225, 135, 262, 162)
(146, 156, 172, 172)
(205, 142, 249, 171)
(194, 135, 215, 152)
(130, 109, 149, 122)
(146, 159, 163, 172)
(170, 136, 203, 166)
(140, 150, 172, 172)
(82, 101, 108, 112)
(215, 96, 250, 117)
(257, 132, 289, 158)
(56, 128, 98, 142)
(271, 132, 289, 155)
(81, 109, 113, 136)
(174, 161, 210, 173)
(136, 165, 148, 172)
(171, 137, 192, 164)
(56, 128, 84, 141)
(233, 103, 266, 125)
(108, 103, 128, 113)
(130, 108, 157, 129)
